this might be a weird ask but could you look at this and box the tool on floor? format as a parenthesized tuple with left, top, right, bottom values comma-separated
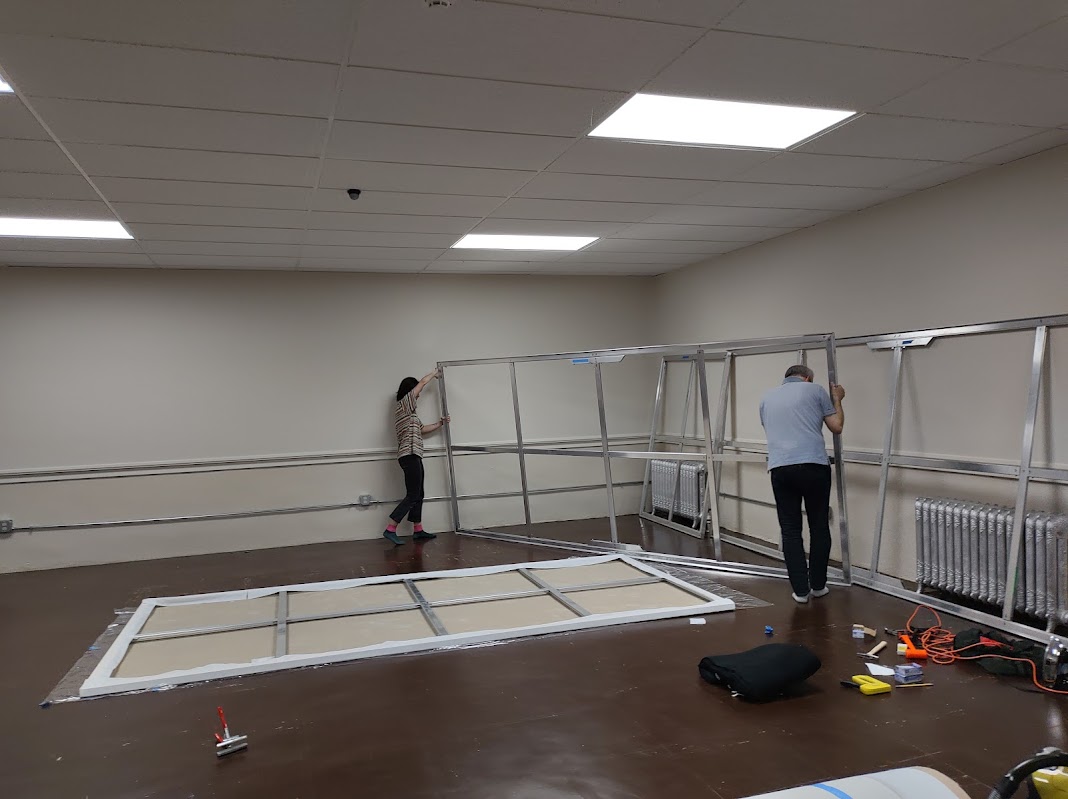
(899, 633, 928, 660)
(764, 625, 774, 636)
(895, 683, 934, 689)
(852, 624, 876, 639)
(858, 640, 888, 661)
(214, 706, 248, 757)
(840, 675, 892, 696)
(894, 663, 925, 684)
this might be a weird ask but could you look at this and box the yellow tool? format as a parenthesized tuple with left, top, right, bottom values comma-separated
(840, 675, 892, 695)
(1032, 766, 1068, 798)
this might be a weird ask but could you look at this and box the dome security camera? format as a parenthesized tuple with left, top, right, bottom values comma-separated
(346, 188, 362, 200)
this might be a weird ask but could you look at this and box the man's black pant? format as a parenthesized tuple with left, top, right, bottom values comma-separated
(389, 455, 424, 525)
(769, 463, 832, 597)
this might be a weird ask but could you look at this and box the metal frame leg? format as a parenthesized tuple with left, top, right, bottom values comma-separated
(594, 362, 619, 544)
(639, 358, 667, 516)
(1003, 325, 1047, 620)
(825, 335, 852, 582)
(437, 363, 461, 532)
(696, 350, 723, 560)
(868, 344, 904, 578)
(712, 352, 733, 501)
(509, 362, 533, 534)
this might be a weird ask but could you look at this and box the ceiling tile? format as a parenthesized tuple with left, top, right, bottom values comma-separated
(0, 250, 152, 266)
(0, 138, 77, 174)
(487, 0, 739, 26)
(685, 181, 903, 210)
(0, 198, 112, 218)
(880, 62, 1068, 127)
(95, 178, 312, 210)
(718, 0, 1067, 58)
(69, 144, 319, 186)
(798, 114, 1045, 161)
(646, 30, 960, 109)
(0, 35, 339, 117)
(299, 259, 431, 273)
(0, 237, 143, 253)
(33, 99, 328, 156)
(616, 223, 792, 241)
(0, 172, 100, 200)
(128, 224, 304, 244)
(150, 255, 300, 269)
(300, 246, 446, 261)
(546, 139, 775, 180)
(436, 249, 566, 261)
(320, 160, 532, 197)
(583, 238, 743, 254)
(967, 129, 1068, 164)
(488, 198, 664, 223)
(303, 230, 459, 248)
(559, 250, 699, 264)
(348, 0, 702, 90)
(516, 173, 714, 203)
(326, 121, 573, 171)
(114, 204, 309, 228)
(0, 95, 50, 139)
(310, 189, 503, 217)
(984, 17, 1068, 71)
(335, 68, 625, 137)
(0, 0, 355, 62)
(733, 153, 946, 188)
(885, 162, 989, 191)
(641, 205, 840, 227)
(307, 212, 478, 234)
(470, 219, 625, 236)
(140, 241, 303, 257)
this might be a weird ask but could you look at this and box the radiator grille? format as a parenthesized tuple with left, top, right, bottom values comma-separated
(650, 460, 706, 527)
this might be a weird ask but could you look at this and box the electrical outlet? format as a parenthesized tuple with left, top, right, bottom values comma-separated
(357, 495, 374, 507)
(0, 518, 13, 534)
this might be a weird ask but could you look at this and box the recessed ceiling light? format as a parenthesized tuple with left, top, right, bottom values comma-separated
(0, 78, 13, 93)
(0, 218, 133, 239)
(451, 234, 598, 251)
(589, 93, 855, 150)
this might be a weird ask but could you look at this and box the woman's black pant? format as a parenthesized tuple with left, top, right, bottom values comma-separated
(389, 455, 424, 524)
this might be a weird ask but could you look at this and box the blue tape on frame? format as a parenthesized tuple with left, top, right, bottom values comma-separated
(813, 784, 853, 799)
(571, 358, 591, 364)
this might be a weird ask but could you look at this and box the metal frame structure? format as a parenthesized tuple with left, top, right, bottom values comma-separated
(834, 314, 1068, 643)
(437, 333, 852, 584)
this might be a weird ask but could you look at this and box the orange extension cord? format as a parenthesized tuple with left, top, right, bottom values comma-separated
(905, 605, 1068, 695)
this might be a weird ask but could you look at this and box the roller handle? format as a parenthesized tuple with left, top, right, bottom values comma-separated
(989, 747, 1068, 798)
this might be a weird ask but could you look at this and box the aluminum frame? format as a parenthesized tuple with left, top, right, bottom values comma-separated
(437, 333, 851, 585)
(80, 554, 734, 697)
(838, 314, 1068, 643)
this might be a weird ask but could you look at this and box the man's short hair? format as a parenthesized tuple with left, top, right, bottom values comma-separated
(784, 364, 814, 381)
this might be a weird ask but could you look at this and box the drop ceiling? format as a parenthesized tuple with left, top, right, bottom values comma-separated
(0, 0, 1066, 276)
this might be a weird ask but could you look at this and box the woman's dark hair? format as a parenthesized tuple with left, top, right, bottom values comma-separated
(397, 376, 419, 401)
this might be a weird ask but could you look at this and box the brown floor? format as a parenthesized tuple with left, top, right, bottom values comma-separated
(1, 516, 1065, 799)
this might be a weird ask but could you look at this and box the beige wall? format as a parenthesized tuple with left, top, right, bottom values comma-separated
(653, 144, 1068, 580)
(0, 267, 656, 571)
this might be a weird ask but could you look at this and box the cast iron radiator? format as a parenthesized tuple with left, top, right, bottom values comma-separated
(915, 497, 1068, 623)
(650, 459, 706, 527)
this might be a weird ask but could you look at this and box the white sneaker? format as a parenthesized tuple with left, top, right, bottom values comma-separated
(811, 587, 830, 598)
(791, 592, 810, 604)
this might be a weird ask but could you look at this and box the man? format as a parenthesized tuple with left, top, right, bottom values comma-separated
(759, 365, 845, 603)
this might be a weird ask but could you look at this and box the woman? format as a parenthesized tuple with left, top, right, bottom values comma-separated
(384, 368, 448, 546)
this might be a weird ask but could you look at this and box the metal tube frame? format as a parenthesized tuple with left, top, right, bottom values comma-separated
(837, 314, 1066, 643)
(440, 332, 848, 586)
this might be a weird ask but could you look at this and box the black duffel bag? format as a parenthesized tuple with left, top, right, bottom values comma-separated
(698, 643, 821, 702)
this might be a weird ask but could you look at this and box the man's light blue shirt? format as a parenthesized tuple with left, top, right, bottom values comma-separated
(759, 377, 835, 470)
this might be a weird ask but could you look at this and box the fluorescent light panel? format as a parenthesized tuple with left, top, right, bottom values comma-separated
(0, 217, 132, 239)
(0, 78, 12, 93)
(452, 234, 597, 251)
(590, 94, 855, 149)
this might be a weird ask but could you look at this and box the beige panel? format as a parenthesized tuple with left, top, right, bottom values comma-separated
(531, 560, 646, 588)
(569, 582, 705, 614)
(288, 583, 413, 617)
(287, 610, 433, 655)
(115, 627, 274, 678)
(435, 595, 577, 634)
(140, 596, 278, 634)
(414, 571, 536, 602)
